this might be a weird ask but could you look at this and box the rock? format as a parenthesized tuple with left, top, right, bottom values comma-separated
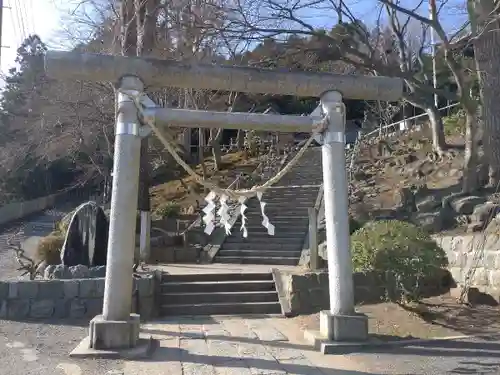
(413, 183, 430, 198)
(416, 195, 441, 212)
(395, 187, 416, 213)
(61, 201, 109, 267)
(451, 196, 487, 215)
(69, 265, 90, 278)
(411, 211, 444, 232)
(44, 265, 56, 279)
(36, 261, 48, 277)
(467, 222, 484, 233)
(470, 202, 500, 225)
(403, 153, 417, 164)
(49, 264, 72, 279)
(89, 266, 106, 278)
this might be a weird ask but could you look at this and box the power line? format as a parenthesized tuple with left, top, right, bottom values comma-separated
(14, 0, 27, 42)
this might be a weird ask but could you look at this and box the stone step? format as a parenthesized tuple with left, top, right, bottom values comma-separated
(220, 242, 302, 250)
(224, 235, 303, 243)
(224, 231, 305, 239)
(162, 290, 279, 304)
(259, 194, 318, 199)
(161, 272, 273, 283)
(214, 256, 300, 266)
(218, 249, 302, 257)
(220, 243, 301, 251)
(240, 225, 307, 232)
(160, 280, 276, 293)
(239, 219, 308, 226)
(159, 301, 282, 316)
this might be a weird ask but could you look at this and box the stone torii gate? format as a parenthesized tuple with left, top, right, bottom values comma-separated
(44, 51, 402, 355)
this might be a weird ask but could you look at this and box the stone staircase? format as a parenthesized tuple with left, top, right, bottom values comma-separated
(159, 272, 281, 316)
(214, 147, 323, 266)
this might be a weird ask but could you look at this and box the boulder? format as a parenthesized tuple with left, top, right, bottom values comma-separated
(471, 202, 500, 225)
(416, 195, 441, 213)
(69, 265, 90, 278)
(411, 211, 445, 232)
(47, 264, 72, 279)
(451, 196, 487, 215)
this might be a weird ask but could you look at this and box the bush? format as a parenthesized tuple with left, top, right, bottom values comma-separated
(350, 220, 448, 302)
(36, 235, 65, 265)
(154, 202, 181, 219)
(443, 110, 465, 136)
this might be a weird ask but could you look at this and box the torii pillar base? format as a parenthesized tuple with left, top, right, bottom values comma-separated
(70, 314, 154, 359)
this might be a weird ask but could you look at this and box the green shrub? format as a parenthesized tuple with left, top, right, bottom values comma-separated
(36, 235, 65, 265)
(443, 110, 465, 136)
(350, 220, 448, 302)
(154, 202, 181, 219)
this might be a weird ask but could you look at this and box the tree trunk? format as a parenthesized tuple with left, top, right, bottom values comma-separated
(462, 108, 479, 193)
(471, 0, 500, 186)
(425, 106, 446, 155)
(237, 130, 245, 150)
(210, 129, 223, 171)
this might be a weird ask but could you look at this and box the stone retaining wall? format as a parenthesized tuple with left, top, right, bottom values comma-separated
(0, 276, 155, 320)
(0, 193, 61, 226)
(434, 234, 500, 299)
(272, 269, 384, 316)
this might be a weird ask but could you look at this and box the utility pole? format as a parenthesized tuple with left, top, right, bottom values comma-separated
(429, 0, 439, 108)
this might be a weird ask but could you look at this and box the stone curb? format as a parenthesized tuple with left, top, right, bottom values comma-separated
(305, 329, 500, 355)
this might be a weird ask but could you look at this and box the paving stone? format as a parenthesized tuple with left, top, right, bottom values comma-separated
(207, 340, 241, 365)
(244, 319, 288, 342)
(180, 333, 216, 375)
(219, 319, 259, 340)
(279, 357, 322, 374)
(213, 361, 253, 375)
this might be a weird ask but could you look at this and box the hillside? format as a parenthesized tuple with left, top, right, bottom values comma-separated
(350, 125, 499, 235)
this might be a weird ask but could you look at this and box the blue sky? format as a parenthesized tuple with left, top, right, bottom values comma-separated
(1, 0, 468, 77)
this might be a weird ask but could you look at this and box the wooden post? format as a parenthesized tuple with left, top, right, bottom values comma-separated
(308, 207, 319, 271)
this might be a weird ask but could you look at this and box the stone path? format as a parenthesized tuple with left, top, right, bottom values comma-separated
(123, 315, 370, 375)
(3, 314, 500, 375)
(0, 206, 73, 280)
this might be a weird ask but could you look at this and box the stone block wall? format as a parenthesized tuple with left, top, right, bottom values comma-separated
(434, 234, 500, 298)
(272, 269, 385, 316)
(0, 276, 155, 320)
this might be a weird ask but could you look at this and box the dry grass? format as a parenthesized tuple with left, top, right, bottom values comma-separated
(35, 234, 65, 265)
(294, 295, 500, 340)
(150, 151, 261, 213)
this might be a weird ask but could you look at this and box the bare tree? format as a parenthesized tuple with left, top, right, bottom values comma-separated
(219, 0, 480, 192)
(379, 0, 480, 192)
(468, 0, 500, 186)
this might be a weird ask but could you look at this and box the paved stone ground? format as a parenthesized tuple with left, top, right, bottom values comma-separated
(0, 319, 121, 375)
(0, 205, 75, 280)
(124, 315, 372, 375)
(346, 335, 500, 374)
(0, 315, 370, 375)
(2, 314, 500, 375)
